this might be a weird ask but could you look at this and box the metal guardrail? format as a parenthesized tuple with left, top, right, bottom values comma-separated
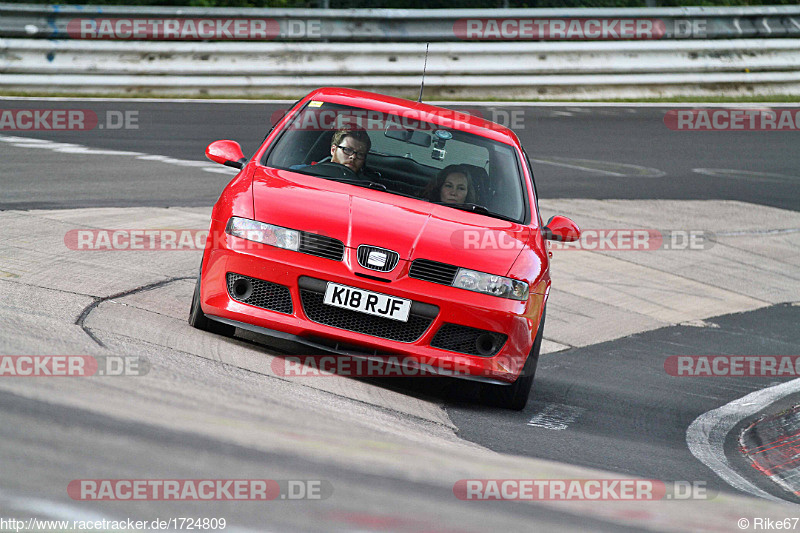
(1, 4, 800, 41)
(2, 4, 799, 98)
(4, 39, 799, 76)
(2, 38, 799, 98)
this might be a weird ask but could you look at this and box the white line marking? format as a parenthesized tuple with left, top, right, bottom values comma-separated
(716, 228, 800, 236)
(528, 403, 585, 430)
(531, 157, 666, 178)
(136, 154, 215, 167)
(56, 146, 144, 156)
(0, 135, 238, 175)
(693, 168, 797, 183)
(530, 158, 626, 177)
(0, 136, 51, 143)
(543, 157, 665, 178)
(686, 378, 800, 502)
(0, 489, 110, 524)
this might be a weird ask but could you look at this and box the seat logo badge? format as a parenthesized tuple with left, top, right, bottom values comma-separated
(367, 251, 387, 268)
(358, 245, 399, 272)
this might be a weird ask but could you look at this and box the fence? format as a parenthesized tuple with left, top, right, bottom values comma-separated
(3, 4, 800, 40)
(1, 4, 799, 98)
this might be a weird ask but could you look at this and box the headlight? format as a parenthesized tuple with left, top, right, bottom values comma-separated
(453, 268, 529, 301)
(225, 217, 299, 251)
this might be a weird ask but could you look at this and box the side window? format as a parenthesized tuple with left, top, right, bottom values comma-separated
(262, 98, 301, 144)
(521, 148, 541, 227)
(260, 99, 306, 165)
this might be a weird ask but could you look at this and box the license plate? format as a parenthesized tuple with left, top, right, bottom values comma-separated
(323, 282, 411, 322)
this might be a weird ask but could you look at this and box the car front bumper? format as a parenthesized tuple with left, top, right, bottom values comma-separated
(201, 232, 546, 383)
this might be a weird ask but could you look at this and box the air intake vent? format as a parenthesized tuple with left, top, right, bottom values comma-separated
(408, 259, 459, 286)
(299, 289, 432, 343)
(226, 273, 293, 314)
(299, 232, 345, 261)
(431, 323, 507, 357)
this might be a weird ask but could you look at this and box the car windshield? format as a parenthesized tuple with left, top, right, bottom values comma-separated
(264, 101, 527, 223)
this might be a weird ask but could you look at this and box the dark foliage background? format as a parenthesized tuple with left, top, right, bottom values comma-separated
(9, 0, 797, 7)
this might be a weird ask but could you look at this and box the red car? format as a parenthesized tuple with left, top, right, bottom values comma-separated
(189, 87, 580, 409)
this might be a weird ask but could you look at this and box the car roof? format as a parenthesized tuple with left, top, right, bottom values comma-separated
(301, 87, 521, 147)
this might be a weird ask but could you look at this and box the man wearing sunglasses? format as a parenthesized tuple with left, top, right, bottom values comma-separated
(329, 128, 371, 174)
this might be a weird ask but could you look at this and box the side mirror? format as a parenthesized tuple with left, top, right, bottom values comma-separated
(542, 215, 581, 242)
(206, 140, 247, 169)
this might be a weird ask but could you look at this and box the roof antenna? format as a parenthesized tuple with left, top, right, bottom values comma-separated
(418, 43, 430, 103)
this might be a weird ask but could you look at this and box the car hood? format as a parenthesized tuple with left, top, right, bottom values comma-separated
(252, 169, 529, 275)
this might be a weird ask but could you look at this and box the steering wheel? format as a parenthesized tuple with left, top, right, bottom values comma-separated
(305, 162, 362, 181)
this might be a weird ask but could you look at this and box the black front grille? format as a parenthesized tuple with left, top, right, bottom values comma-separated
(357, 245, 400, 272)
(299, 289, 433, 343)
(409, 259, 459, 286)
(299, 232, 345, 261)
(431, 323, 507, 357)
(227, 273, 293, 314)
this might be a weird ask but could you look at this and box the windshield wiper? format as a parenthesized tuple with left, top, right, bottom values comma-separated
(435, 202, 519, 223)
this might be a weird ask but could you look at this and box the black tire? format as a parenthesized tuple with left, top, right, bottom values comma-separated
(481, 309, 545, 410)
(188, 267, 236, 337)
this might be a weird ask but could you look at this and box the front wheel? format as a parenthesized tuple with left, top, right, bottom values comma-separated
(481, 310, 545, 410)
(189, 266, 236, 337)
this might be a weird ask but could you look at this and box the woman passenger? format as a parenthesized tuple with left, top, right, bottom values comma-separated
(421, 165, 478, 205)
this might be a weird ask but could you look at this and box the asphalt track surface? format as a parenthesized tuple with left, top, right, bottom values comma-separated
(445, 303, 800, 503)
(2, 98, 800, 531)
(1, 100, 798, 211)
(0, 388, 635, 533)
